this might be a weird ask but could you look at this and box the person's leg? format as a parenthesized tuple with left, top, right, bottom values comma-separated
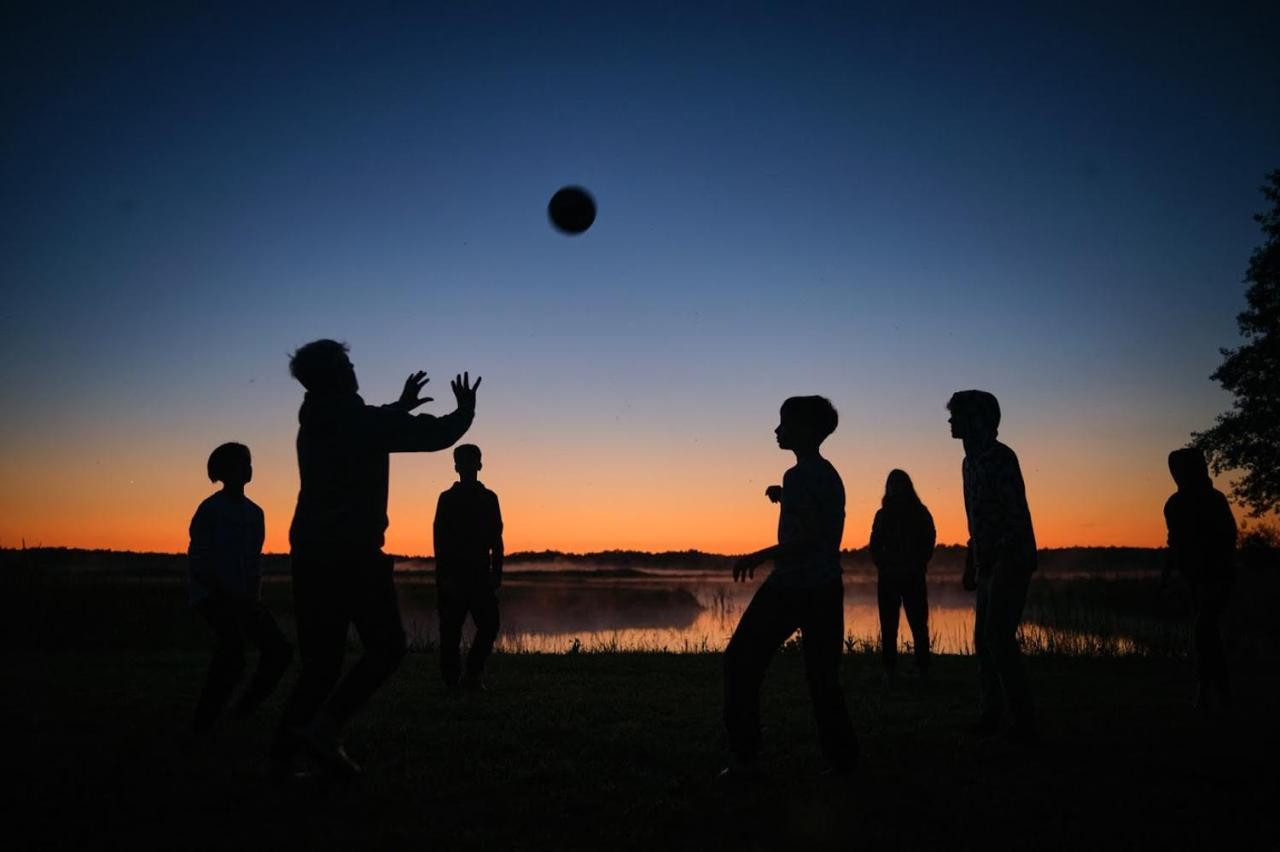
(235, 600, 294, 715)
(193, 597, 247, 733)
(985, 568, 1034, 734)
(271, 555, 349, 762)
(973, 576, 1001, 730)
(465, 583, 500, 683)
(800, 583, 858, 771)
(326, 552, 407, 725)
(876, 574, 900, 675)
(902, 572, 931, 671)
(437, 578, 466, 688)
(1193, 581, 1230, 711)
(723, 582, 801, 766)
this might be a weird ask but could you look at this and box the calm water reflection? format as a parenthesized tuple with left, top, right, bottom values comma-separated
(395, 571, 1138, 654)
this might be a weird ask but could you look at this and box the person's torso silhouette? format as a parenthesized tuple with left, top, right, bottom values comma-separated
(768, 455, 845, 588)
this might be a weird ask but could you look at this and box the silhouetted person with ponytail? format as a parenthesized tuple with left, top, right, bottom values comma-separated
(870, 469, 936, 677)
(271, 340, 480, 779)
(948, 390, 1037, 743)
(722, 396, 858, 780)
(188, 442, 292, 734)
(1163, 447, 1236, 716)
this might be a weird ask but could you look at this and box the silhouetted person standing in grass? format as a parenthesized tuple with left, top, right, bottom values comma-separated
(188, 442, 292, 734)
(948, 390, 1037, 743)
(1163, 447, 1237, 715)
(434, 443, 504, 690)
(723, 396, 858, 779)
(271, 340, 480, 778)
(870, 469, 936, 677)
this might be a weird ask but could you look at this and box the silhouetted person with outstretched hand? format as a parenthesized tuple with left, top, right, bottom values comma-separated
(948, 390, 1038, 743)
(434, 443, 504, 691)
(188, 443, 292, 734)
(722, 396, 858, 779)
(271, 340, 479, 779)
(870, 469, 936, 677)
(1163, 447, 1236, 716)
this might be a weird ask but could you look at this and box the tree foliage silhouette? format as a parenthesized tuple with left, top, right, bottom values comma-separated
(1194, 170, 1280, 516)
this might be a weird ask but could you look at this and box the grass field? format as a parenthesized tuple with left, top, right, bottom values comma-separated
(8, 649, 1278, 851)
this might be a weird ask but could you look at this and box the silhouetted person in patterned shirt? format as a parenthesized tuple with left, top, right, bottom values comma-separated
(948, 390, 1037, 743)
(271, 339, 480, 779)
(434, 443, 504, 691)
(188, 442, 292, 734)
(870, 469, 936, 677)
(1163, 447, 1236, 716)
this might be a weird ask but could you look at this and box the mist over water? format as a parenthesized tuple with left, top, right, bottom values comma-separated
(393, 570, 1143, 655)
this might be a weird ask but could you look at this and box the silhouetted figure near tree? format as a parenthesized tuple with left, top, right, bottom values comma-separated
(188, 443, 292, 734)
(870, 469, 936, 677)
(1163, 447, 1237, 716)
(722, 396, 858, 779)
(948, 390, 1038, 743)
(434, 443, 504, 690)
(271, 340, 479, 778)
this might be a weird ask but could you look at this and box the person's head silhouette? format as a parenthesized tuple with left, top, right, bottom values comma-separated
(1168, 447, 1212, 492)
(454, 443, 483, 482)
(289, 339, 357, 394)
(208, 442, 252, 491)
(947, 390, 1000, 443)
(882, 468, 921, 506)
(775, 395, 838, 454)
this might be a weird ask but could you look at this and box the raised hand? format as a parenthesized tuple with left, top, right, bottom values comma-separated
(451, 371, 482, 412)
(396, 371, 433, 412)
(765, 485, 783, 504)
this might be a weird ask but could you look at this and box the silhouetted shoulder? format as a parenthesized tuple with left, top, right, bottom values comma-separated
(193, 494, 221, 516)
(247, 497, 265, 520)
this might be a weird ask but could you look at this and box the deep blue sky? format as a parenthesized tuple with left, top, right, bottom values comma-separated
(2, 3, 1278, 552)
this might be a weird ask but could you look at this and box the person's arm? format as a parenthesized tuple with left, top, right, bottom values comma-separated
(920, 506, 937, 567)
(375, 373, 480, 453)
(433, 492, 450, 572)
(188, 503, 219, 597)
(250, 505, 266, 598)
(869, 509, 886, 568)
(490, 492, 504, 589)
(962, 542, 977, 591)
(1161, 498, 1178, 588)
(986, 451, 1018, 569)
(960, 460, 977, 590)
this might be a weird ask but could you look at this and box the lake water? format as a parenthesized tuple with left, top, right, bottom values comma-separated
(393, 571, 1144, 655)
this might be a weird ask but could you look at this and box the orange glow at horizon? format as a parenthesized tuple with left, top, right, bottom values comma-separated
(0, 423, 1244, 556)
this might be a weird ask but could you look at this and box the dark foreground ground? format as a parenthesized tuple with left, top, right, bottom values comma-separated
(7, 651, 1278, 851)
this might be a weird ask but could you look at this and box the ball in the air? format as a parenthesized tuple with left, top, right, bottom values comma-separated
(548, 186, 596, 235)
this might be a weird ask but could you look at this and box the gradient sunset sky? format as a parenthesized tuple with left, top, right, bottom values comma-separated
(3, 4, 1278, 555)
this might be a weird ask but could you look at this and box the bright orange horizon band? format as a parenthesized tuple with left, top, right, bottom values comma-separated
(1, 444, 1234, 556)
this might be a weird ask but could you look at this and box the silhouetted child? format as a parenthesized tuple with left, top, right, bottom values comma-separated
(434, 444, 504, 690)
(188, 442, 292, 734)
(870, 469, 936, 677)
(723, 396, 857, 778)
(1164, 447, 1236, 715)
(947, 390, 1037, 742)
